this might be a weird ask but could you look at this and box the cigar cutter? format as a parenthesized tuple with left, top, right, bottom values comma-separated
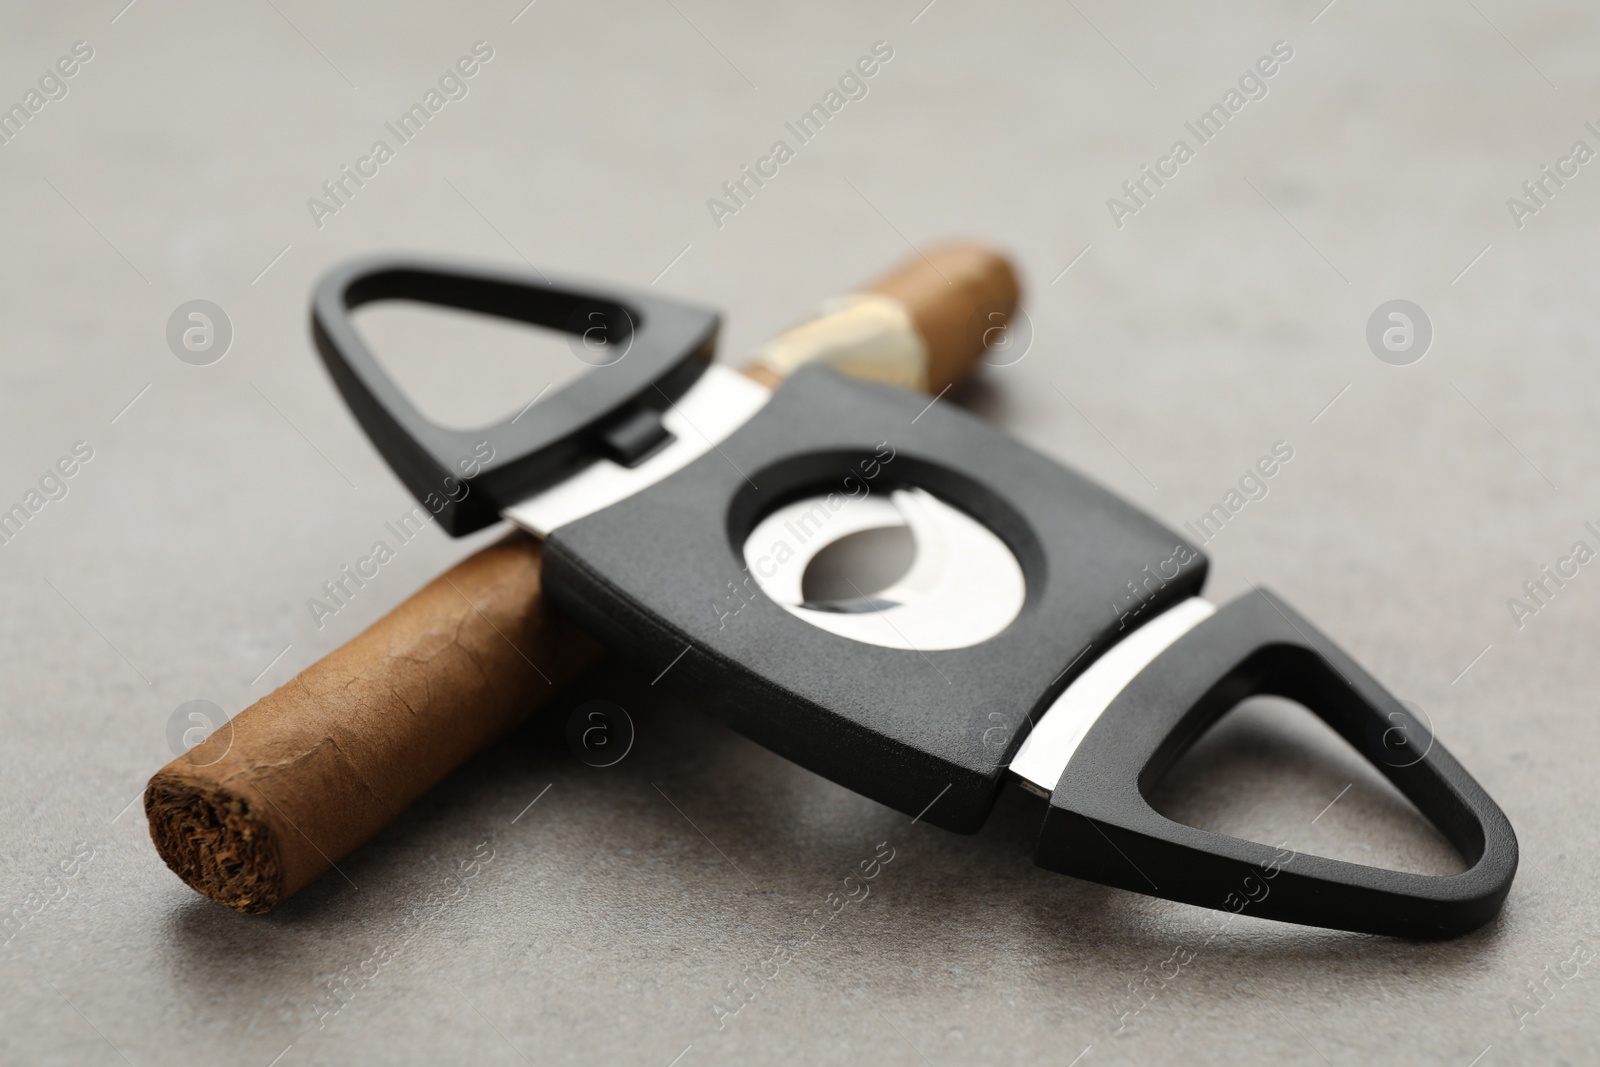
(313, 257, 1517, 939)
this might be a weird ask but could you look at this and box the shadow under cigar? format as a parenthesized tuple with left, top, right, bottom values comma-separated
(946, 369, 1013, 425)
(159, 665, 1505, 1039)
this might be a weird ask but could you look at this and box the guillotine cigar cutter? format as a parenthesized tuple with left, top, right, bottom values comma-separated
(314, 256, 1517, 939)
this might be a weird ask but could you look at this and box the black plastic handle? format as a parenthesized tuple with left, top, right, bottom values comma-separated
(1036, 588, 1517, 939)
(310, 255, 718, 535)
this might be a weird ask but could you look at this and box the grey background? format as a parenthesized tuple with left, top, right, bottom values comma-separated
(1, 0, 1597, 1064)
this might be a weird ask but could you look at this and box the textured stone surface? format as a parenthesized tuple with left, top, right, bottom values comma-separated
(1, 1, 1597, 1063)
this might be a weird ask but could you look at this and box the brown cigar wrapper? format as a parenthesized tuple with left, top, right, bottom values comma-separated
(146, 243, 1020, 912)
(866, 241, 1021, 392)
(146, 533, 600, 912)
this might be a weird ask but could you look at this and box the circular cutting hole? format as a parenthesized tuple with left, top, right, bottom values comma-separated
(801, 523, 916, 605)
(742, 487, 1025, 650)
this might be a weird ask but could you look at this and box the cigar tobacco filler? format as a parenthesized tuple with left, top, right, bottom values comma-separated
(313, 256, 1517, 939)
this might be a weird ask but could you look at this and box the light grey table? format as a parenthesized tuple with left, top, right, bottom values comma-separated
(1, 1, 1596, 1063)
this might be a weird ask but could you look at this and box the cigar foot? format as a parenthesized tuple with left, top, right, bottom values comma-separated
(146, 774, 282, 914)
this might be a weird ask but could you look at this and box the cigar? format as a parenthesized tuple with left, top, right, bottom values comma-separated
(145, 243, 1021, 913)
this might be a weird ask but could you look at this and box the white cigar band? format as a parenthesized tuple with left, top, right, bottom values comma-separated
(749, 292, 929, 392)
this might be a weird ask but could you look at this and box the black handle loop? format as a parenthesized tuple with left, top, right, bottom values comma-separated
(310, 255, 718, 535)
(1036, 588, 1517, 938)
